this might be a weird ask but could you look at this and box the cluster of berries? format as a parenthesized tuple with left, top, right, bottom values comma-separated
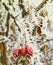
(13, 45, 33, 57)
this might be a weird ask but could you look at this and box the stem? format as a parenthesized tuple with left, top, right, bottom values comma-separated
(2, 3, 9, 11)
(14, 19, 21, 32)
(35, 0, 49, 12)
(0, 42, 9, 65)
(6, 13, 10, 36)
(3, 2, 21, 32)
(42, 39, 53, 43)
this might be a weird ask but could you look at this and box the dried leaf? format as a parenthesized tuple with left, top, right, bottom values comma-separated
(40, 10, 48, 17)
(0, 32, 6, 35)
(10, 23, 15, 34)
(32, 26, 37, 36)
(11, 56, 15, 62)
(40, 34, 46, 37)
(47, 19, 50, 27)
(37, 26, 42, 35)
(40, 45, 48, 51)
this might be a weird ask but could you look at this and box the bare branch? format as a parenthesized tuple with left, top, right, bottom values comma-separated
(6, 13, 10, 36)
(14, 19, 21, 32)
(35, 0, 49, 12)
(0, 42, 9, 65)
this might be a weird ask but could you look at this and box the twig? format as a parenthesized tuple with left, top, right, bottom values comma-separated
(6, 13, 10, 36)
(43, 39, 53, 43)
(0, 42, 9, 65)
(3, 2, 20, 19)
(2, 3, 9, 11)
(3, 3, 21, 33)
(35, 0, 49, 12)
(14, 19, 21, 32)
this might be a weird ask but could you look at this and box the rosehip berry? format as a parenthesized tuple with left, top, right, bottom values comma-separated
(26, 45, 33, 56)
(20, 46, 26, 56)
(13, 49, 19, 57)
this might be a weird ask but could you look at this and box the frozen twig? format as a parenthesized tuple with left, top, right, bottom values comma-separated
(35, 0, 49, 12)
(3, 3, 21, 33)
(0, 42, 9, 65)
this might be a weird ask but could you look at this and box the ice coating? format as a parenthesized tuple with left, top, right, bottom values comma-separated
(0, 0, 53, 65)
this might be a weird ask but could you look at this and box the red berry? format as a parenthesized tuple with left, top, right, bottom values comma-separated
(13, 49, 19, 57)
(20, 46, 26, 56)
(18, 49, 21, 54)
(26, 45, 33, 56)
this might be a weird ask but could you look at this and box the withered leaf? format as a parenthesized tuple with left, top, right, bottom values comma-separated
(40, 34, 46, 37)
(37, 26, 42, 35)
(32, 26, 37, 36)
(0, 32, 6, 36)
(40, 45, 48, 51)
(40, 10, 48, 17)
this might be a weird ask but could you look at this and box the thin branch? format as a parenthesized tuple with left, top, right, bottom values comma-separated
(3, 2, 21, 34)
(6, 13, 10, 36)
(37, 39, 53, 46)
(2, 3, 9, 11)
(14, 19, 21, 32)
(44, 39, 53, 43)
(35, 0, 49, 12)
(0, 42, 9, 65)
(3, 2, 20, 19)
